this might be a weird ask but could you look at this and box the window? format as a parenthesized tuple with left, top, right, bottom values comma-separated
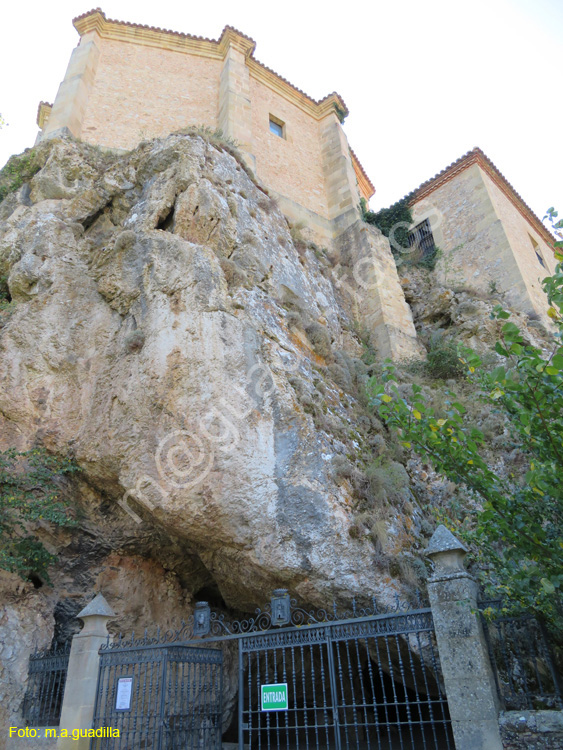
(269, 115, 285, 138)
(529, 235, 545, 268)
(408, 218, 435, 258)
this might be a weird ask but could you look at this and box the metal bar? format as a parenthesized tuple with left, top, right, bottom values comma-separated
(383, 634, 405, 750)
(507, 618, 533, 708)
(426, 631, 452, 750)
(353, 638, 371, 750)
(317, 642, 332, 749)
(282, 645, 290, 750)
(156, 651, 168, 750)
(308, 643, 320, 749)
(404, 634, 424, 743)
(343, 638, 361, 747)
(290, 645, 299, 750)
(218, 655, 224, 749)
(299, 644, 310, 750)
(497, 620, 518, 704)
(372, 635, 394, 750)
(256, 649, 262, 750)
(527, 623, 546, 700)
(414, 630, 439, 749)
(327, 628, 342, 750)
(239, 640, 245, 750)
(395, 633, 416, 747)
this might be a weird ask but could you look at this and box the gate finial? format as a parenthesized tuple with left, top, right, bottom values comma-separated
(77, 593, 115, 636)
(425, 524, 468, 578)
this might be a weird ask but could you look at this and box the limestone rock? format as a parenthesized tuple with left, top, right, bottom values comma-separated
(0, 134, 410, 645)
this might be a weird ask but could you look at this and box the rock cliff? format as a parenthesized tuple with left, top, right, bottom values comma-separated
(0, 133, 428, 732)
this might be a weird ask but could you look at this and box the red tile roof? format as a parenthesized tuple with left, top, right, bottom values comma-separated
(406, 147, 555, 250)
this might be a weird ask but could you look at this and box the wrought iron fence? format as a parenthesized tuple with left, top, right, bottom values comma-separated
(91, 644, 223, 750)
(22, 643, 70, 727)
(479, 600, 562, 711)
(94, 591, 453, 750)
(100, 592, 430, 649)
(238, 608, 453, 750)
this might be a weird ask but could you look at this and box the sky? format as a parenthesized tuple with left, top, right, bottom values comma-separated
(0, 0, 561, 220)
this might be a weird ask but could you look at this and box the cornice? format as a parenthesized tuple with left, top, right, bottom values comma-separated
(72, 9, 349, 121)
(247, 60, 347, 121)
(73, 9, 224, 58)
(350, 148, 375, 200)
(37, 101, 53, 129)
(217, 26, 256, 58)
(407, 148, 555, 251)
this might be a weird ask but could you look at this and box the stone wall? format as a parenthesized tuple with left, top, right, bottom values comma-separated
(80, 35, 221, 149)
(40, 14, 369, 236)
(499, 710, 563, 750)
(411, 164, 555, 325)
(335, 220, 422, 361)
(481, 170, 557, 318)
(249, 76, 329, 220)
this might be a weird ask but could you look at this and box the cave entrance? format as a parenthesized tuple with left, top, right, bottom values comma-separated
(235, 606, 454, 750)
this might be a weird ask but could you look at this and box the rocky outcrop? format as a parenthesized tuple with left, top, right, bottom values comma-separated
(0, 134, 430, 730)
(400, 265, 553, 353)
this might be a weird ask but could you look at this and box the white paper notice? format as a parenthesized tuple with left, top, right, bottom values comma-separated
(115, 677, 133, 710)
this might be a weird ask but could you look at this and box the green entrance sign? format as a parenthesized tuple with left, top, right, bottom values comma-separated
(261, 683, 288, 711)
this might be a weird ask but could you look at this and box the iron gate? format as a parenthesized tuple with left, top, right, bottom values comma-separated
(92, 591, 452, 750)
(238, 604, 453, 749)
(90, 644, 222, 750)
(22, 643, 70, 727)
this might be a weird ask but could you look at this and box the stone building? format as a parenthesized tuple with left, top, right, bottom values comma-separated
(35, 12, 557, 357)
(408, 148, 557, 324)
(36, 8, 421, 361)
(36, 8, 374, 243)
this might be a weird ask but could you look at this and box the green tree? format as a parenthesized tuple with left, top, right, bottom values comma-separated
(369, 211, 563, 631)
(0, 448, 78, 581)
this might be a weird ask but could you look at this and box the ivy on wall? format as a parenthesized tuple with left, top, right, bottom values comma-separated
(361, 197, 413, 257)
(361, 197, 440, 270)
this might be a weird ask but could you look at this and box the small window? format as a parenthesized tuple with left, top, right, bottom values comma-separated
(408, 218, 435, 258)
(269, 116, 285, 138)
(529, 235, 545, 268)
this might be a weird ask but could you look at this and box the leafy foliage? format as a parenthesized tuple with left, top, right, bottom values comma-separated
(0, 148, 43, 203)
(0, 274, 10, 311)
(0, 448, 78, 581)
(410, 243, 440, 271)
(424, 337, 466, 380)
(361, 197, 440, 270)
(369, 220, 563, 632)
(362, 198, 413, 257)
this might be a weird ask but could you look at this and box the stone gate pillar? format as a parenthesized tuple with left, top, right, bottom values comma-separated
(426, 525, 503, 750)
(57, 594, 114, 750)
